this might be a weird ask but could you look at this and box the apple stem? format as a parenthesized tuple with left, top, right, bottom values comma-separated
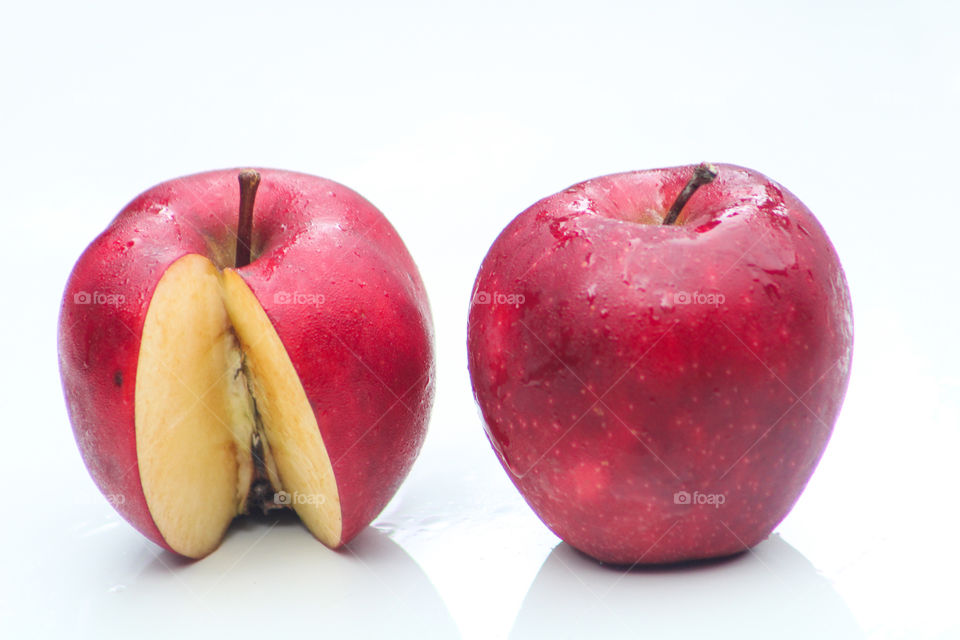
(236, 169, 261, 268)
(662, 163, 718, 225)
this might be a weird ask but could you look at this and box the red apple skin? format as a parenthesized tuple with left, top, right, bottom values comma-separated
(468, 164, 852, 565)
(59, 169, 434, 553)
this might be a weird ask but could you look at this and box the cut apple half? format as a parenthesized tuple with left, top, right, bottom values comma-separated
(134, 253, 341, 558)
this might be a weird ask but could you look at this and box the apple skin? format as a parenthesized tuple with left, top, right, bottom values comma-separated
(59, 168, 435, 552)
(467, 164, 852, 564)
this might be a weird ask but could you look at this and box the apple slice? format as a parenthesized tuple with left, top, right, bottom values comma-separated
(134, 254, 244, 558)
(134, 253, 341, 558)
(220, 267, 341, 547)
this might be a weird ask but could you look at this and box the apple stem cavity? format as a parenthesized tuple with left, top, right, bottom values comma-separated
(236, 169, 261, 268)
(662, 163, 718, 226)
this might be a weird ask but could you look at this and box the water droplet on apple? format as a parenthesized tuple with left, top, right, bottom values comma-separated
(585, 283, 597, 304)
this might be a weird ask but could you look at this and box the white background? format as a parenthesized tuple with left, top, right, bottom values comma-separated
(1, 1, 958, 638)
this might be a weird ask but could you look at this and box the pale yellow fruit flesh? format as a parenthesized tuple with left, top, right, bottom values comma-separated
(135, 255, 245, 557)
(134, 254, 341, 558)
(222, 268, 342, 547)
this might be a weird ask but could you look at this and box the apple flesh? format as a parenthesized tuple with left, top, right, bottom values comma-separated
(468, 163, 852, 564)
(133, 254, 340, 556)
(60, 169, 434, 558)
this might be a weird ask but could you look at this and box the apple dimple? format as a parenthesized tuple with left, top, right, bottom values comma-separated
(565, 164, 724, 227)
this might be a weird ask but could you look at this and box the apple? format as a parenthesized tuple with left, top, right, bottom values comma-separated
(59, 168, 435, 558)
(467, 163, 852, 564)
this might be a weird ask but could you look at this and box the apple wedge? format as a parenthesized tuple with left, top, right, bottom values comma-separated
(135, 253, 341, 557)
(60, 169, 434, 558)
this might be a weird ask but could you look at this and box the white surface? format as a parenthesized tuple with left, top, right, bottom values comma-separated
(1, 1, 958, 638)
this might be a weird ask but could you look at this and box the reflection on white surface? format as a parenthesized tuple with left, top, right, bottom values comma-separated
(512, 535, 862, 640)
(75, 513, 458, 639)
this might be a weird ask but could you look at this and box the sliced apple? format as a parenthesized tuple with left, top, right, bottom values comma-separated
(134, 253, 340, 558)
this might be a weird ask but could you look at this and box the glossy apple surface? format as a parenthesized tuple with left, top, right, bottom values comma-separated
(468, 163, 852, 564)
(59, 168, 434, 557)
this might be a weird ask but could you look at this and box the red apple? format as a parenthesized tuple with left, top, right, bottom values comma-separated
(467, 163, 852, 564)
(59, 168, 435, 558)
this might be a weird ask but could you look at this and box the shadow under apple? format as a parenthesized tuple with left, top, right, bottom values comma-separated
(511, 534, 862, 640)
(82, 513, 459, 638)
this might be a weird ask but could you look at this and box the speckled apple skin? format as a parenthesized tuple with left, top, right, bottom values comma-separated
(59, 169, 434, 554)
(468, 164, 852, 564)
